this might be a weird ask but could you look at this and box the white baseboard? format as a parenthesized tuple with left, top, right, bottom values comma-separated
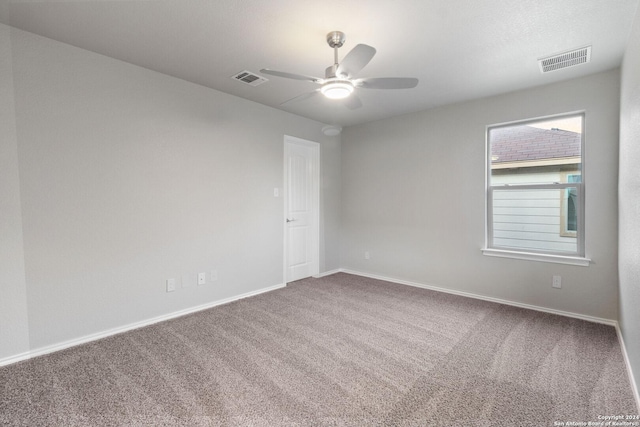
(0, 350, 32, 368)
(616, 325, 640, 414)
(313, 269, 341, 278)
(0, 283, 285, 368)
(339, 268, 617, 326)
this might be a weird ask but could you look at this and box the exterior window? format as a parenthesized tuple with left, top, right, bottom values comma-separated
(560, 174, 580, 237)
(486, 114, 584, 257)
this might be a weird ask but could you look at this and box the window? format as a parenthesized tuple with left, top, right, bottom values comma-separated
(560, 174, 581, 237)
(485, 114, 586, 263)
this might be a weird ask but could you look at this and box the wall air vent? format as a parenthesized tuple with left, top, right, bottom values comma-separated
(231, 70, 268, 86)
(538, 46, 592, 73)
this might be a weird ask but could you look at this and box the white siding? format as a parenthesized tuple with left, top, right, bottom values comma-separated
(491, 172, 578, 253)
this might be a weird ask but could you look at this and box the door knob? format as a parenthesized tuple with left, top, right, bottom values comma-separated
(286, 218, 296, 223)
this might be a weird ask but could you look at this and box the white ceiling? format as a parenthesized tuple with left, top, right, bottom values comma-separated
(1, 0, 638, 127)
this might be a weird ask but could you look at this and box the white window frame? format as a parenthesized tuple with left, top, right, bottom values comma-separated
(482, 112, 590, 266)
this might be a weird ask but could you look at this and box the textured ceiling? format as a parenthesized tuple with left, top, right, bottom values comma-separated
(1, 0, 638, 127)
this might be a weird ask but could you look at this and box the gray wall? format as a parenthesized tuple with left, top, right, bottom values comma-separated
(341, 69, 621, 320)
(0, 24, 30, 360)
(619, 5, 640, 396)
(0, 25, 341, 357)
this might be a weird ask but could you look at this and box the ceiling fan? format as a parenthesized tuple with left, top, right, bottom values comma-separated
(260, 31, 419, 109)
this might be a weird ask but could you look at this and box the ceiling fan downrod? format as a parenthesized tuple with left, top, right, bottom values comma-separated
(326, 31, 345, 77)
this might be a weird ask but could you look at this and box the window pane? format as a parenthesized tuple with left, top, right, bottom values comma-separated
(562, 187, 578, 236)
(490, 116, 582, 186)
(491, 188, 578, 254)
(567, 189, 577, 231)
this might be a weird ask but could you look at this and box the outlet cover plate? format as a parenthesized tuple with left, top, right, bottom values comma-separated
(197, 272, 206, 285)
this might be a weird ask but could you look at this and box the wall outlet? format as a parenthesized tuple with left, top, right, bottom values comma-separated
(210, 270, 218, 282)
(552, 275, 562, 289)
(166, 278, 176, 292)
(365, 251, 370, 260)
(197, 272, 206, 285)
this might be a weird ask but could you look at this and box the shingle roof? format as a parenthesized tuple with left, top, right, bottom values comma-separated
(490, 125, 581, 163)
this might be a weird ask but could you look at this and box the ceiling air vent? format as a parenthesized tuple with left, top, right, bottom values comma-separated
(538, 46, 592, 73)
(231, 70, 268, 86)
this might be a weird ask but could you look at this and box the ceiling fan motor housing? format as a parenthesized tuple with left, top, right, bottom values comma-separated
(326, 31, 345, 48)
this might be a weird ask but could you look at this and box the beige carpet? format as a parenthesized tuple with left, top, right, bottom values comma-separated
(1, 273, 637, 426)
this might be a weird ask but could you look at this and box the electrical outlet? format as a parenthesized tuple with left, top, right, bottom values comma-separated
(365, 251, 370, 260)
(197, 272, 206, 285)
(552, 275, 562, 289)
(166, 278, 176, 293)
(210, 270, 218, 282)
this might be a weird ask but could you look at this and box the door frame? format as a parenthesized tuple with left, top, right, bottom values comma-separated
(283, 135, 320, 283)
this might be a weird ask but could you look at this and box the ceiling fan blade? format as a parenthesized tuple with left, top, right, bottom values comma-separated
(358, 77, 419, 89)
(280, 90, 321, 106)
(260, 69, 322, 84)
(342, 93, 363, 110)
(336, 44, 376, 78)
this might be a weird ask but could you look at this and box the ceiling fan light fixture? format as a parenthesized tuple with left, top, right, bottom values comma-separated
(320, 80, 354, 99)
(261, 31, 418, 109)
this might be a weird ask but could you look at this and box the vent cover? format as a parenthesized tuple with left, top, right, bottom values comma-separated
(231, 70, 268, 86)
(538, 46, 592, 73)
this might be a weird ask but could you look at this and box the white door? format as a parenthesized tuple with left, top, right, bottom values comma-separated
(284, 137, 319, 283)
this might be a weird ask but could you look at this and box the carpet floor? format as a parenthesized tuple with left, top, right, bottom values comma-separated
(1, 273, 638, 426)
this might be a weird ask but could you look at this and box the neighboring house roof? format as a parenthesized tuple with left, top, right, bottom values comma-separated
(490, 125, 581, 164)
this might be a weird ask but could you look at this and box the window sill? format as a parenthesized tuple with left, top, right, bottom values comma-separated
(482, 248, 591, 266)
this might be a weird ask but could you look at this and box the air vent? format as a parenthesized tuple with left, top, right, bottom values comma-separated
(231, 70, 268, 86)
(538, 46, 592, 73)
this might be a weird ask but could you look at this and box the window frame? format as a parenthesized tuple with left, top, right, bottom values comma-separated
(483, 112, 589, 266)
